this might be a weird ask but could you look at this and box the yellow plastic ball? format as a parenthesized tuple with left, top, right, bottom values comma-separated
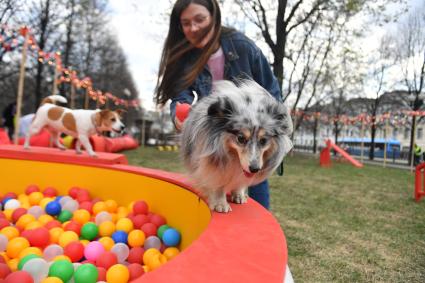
(127, 201, 134, 212)
(127, 230, 145, 248)
(18, 246, 43, 259)
(98, 237, 115, 251)
(99, 221, 115, 237)
(6, 237, 30, 258)
(1, 226, 19, 240)
(16, 214, 36, 230)
(41, 277, 64, 283)
(25, 221, 43, 230)
(3, 209, 13, 221)
(79, 239, 90, 246)
(106, 264, 130, 283)
(0, 252, 9, 263)
(115, 218, 133, 233)
(39, 197, 55, 210)
(28, 192, 44, 205)
(116, 206, 129, 217)
(7, 257, 19, 271)
(17, 194, 29, 203)
(53, 255, 71, 262)
(92, 202, 107, 215)
(110, 213, 118, 223)
(72, 209, 90, 225)
(105, 199, 118, 213)
(143, 248, 160, 265)
(38, 214, 54, 225)
(163, 247, 180, 260)
(146, 253, 167, 271)
(58, 231, 79, 247)
(49, 227, 64, 244)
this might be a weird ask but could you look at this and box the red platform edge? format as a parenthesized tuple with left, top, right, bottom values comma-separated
(0, 145, 288, 283)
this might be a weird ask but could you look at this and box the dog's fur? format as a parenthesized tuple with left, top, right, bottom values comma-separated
(181, 80, 293, 212)
(24, 95, 125, 157)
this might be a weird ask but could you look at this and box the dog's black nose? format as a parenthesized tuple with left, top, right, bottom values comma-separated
(120, 125, 125, 131)
(249, 165, 260, 173)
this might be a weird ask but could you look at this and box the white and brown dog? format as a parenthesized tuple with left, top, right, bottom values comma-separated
(24, 95, 125, 157)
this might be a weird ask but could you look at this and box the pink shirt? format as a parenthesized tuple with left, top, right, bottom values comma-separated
(207, 46, 225, 81)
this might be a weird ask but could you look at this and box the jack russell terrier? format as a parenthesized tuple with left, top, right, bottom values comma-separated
(24, 95, 125, 157)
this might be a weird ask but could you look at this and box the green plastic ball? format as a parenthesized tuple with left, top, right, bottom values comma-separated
(18, 254, 40, 270)
(81, 222, 99, 240)
(157, 224, 170, 239)
(48, 259, 74, 282)
(57, 210, 73, 223)
(74, 263, 98, 283)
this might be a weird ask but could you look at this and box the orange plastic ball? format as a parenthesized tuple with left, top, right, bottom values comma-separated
(163, 247, 180, 260)
(28, 192, 44, 205)
(72, 209, 90, 225)
(105, 200, 118, 213)
(25, 221, 43, 230)
(143, 248, 160, 265)
(3, 210, 13, 222)
(98, 221, 115, 237)
(49, 227, 64, 244)
(146, 253, 167, 271)
(6, 237, 30, 258)
(18, 247, 43, 259)
(127, 230, 145, 248)
(106, 264, 130, 283)
(115, 218, 133, 233)
(38, 214, 54, 225)
(58, 231, 79, 248)
(1, 226, 19, 240)
(7, 257, 19, 271)
(92, 202, 107, 215)
(98, 237, 115, 251)
(16, 214, 36, 230)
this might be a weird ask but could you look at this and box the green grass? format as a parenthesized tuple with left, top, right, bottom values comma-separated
(122, 146, 425, 283)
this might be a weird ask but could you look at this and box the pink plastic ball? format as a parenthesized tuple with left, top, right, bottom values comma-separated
(4, 270, 34, 283)
(84, 241, 105, 262)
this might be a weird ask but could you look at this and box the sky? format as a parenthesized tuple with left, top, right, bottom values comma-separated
(109, 0, 423, 111)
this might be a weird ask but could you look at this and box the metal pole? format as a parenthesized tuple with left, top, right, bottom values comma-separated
(360, 119, 364, 163)
(411, 114, 417, 173)
(383, 114, 389, 168)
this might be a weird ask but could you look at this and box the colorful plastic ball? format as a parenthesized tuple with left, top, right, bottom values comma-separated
(83, 241, 105, 262)
(146, 252, 167, 271)
(18, 254, 40, 270)
(62, 199, 78, 212)
(141, 223, 158, 238)
(27, 227, 50, 248)
(0, 218, 10, 230)
(27, 206, 44, 219)
(0, 235, 8, 252)
(92, 202, 107, 215)
(0, 263, 11, 279)
(76, 190, 91, 203)
(68, 187, 80, 199)
(132, 200, 148, 215)
(131, 214, 149, 229)
(25, 185, 40, 195)
(94, 211, 112, 225)
(43, 244, 64, 261)
(128, 263, 145, 281)
(149, 214, 166, 227)
(162, 228, 181, 247)
(127, 247, 144, 264)
(1, 226, 19, 240)
(64, 241, 84, 262)
(95, 251, 118, 270)
(7, 257, 19, 272)
(41, 277, 63, 283)
(58, 231, 79, 248)
(144, 236, 161, 251)
(58, 196, 72, 207)
(11, 208, 27, 223)
(48, 259, 74, 282)
(106, 264, 129, 283)
(98, 237, 115, 251)
(4, 199, 20, 210)
(80, 222, 99, 241)
(115, 218, 133, 233)
(157, 224, 170, 239)
(111, 230, 128, 244)
(74, 263, 98, 283)
(110, 243, 129, 263)
(6, 237, 30, 259)
(4, 270, 34, 283)
(18, 247, 42, 259)
(96, 266, 106, 282)
(45, 201, 62, 216)
(127, 229, 145, 248)
(57, 210, 73, 223)
(104, 200, 118, 213)
(98, 221, 115, 237)
(163, 247, 180, 260)
(22, 257, 49, 283)
(142, 248, 160, 265)
(29, 192, 44, 205)
(72, 210, 90, 225)
(42, 187, 58, 198)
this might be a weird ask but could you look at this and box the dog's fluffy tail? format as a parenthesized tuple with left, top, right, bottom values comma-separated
(41, 95, 68, 105)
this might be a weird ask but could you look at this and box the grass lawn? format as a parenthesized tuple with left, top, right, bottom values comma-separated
(123, 146, 425, 283)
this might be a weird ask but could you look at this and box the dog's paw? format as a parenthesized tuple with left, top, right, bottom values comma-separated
(231, 191, 248, 204)
(209, 200, 232, 213)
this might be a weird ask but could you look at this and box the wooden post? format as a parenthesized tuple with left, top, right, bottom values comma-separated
(84, 88, 90, 109)
(70, 83, 76, 109)
(411, 114, 417, 173)
(14, 29, 30, 144)
(360, 119, 365, 163)
(383, 115, 389, 168)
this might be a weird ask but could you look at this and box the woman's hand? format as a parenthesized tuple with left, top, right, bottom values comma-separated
(175, 117, 183, 132)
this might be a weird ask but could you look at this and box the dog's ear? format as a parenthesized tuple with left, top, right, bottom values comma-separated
(207, 97, 234, 118)
(270, 104, 293, 136)
(94, 110, 110, 127)
(115, 109, 126, 117)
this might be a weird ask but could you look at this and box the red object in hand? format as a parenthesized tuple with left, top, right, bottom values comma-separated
(176, 103, 191, 122)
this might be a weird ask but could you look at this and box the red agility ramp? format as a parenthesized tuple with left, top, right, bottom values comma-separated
(320, 139, 363, 168)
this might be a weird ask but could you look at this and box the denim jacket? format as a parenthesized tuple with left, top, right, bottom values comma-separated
(170, 30, 282, 119)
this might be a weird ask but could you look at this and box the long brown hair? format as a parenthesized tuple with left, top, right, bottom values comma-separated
(155, 0, 222, 105)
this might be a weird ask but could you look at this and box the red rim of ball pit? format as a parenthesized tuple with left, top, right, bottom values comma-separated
(0, 144, 288, 283)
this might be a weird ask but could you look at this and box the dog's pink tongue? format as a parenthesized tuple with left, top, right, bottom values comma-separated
(243, 170, 255, 178)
